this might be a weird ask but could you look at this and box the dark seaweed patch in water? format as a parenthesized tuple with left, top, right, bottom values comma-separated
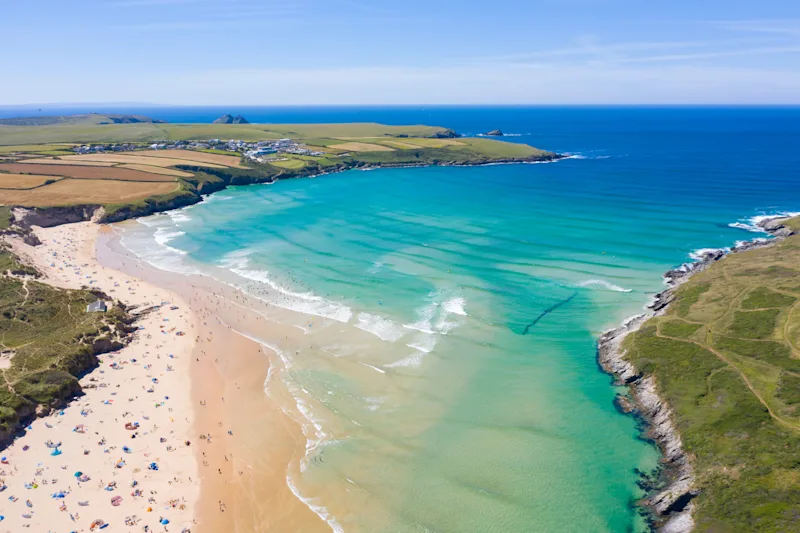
(521, 292, 578, 335)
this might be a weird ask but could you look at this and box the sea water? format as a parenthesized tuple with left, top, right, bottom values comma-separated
(116, 107, 800, 532)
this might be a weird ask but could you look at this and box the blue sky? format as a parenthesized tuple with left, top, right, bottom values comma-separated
(3, 0, 800, 104)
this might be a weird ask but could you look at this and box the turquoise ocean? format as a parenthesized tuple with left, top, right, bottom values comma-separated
(104, 106, 800, 532)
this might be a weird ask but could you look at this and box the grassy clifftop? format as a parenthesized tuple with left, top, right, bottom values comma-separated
(0, 247, 133, 444)
(0, 119, 560, 223)
(622, 219, 800, 532)
(0, 121, 451, 146)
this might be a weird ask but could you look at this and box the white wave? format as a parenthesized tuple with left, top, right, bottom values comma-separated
(405, 335, 437, 354)
(729, 211, 800, 233)
(577, 279, 632, 293)
(286, 472, 344, 533)
(226, 260, 353, 323)
(118, 229, 203, 275)
(442, 297, 467, 316)
(689, 247, 729, 261)
(403, 292, 467, 337)
(153, 229, 187, 255)
(355, 313, 406, 342)
(154, 229, 184, 246)
(359, 362, 386, 374)
(728, 222, 758, 232)
(368, 261, 384, 274)
(434, 315, 460, 335)
(403, 301, 437, 334)
(166, 209, 193, 224)
(385, 351, 426, 368)
(136, 215, 161, 228)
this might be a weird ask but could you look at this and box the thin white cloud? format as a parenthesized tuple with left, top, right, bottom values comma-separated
(710, 19, 800, 36)
(614, 46, 800, 64)
(5, 63, 800, 105)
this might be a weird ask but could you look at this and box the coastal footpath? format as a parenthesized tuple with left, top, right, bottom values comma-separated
(599, 215, 800, 532)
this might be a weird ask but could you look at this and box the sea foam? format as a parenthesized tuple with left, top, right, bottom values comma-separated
(355, 312, 406, 342)
(222, 251, 354, 323)
(577, 279, 632, 293)
(688, 247, 730, 261)
(728, 212, 800, 233)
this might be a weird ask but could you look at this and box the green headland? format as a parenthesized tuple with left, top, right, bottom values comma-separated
(602, 215, 800, 532)
(0, 114, 561, 224)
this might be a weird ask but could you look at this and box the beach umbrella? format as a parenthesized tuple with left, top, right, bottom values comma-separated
(74, 471, 83, 477)
(160, 518, 169, 525)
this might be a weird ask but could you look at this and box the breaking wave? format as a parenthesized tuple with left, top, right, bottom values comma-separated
(728, 212, 800, 233)
(689, 247, 729, 261)
(577, 279, 632, 293)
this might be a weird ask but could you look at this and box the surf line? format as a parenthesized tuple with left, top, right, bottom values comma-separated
(522, 292, 578, 335)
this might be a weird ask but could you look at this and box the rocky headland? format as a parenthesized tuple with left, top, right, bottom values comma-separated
(597, 215, 798, 533)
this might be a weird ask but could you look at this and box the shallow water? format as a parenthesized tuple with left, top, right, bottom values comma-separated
(118, 107, 800, 532)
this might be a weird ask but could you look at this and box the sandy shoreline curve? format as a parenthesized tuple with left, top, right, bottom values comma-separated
(2, 222, 198, 532)
(1, 221, 331, 532)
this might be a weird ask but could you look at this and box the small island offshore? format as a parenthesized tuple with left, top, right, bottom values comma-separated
(0, 113, 797, 533)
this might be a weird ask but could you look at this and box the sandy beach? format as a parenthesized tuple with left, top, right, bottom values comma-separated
(1, 223, 198, 532)
(0, 221, 331, 532)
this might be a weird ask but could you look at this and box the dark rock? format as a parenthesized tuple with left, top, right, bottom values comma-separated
(429, 128, 459, 139)
(92, 337, 124, 355)
(22, 231, 42, 246)
(213, 114, 250, 125)
(485, 129, 504, 136)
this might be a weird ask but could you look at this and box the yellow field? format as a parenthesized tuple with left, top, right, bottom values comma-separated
(58, 154, 227, 168)
(18, 158, 117, 167)
(0, 144, 74, 154)
(269, 159, 308, 170)
(136, 149, 248, 169)
(379, 140, 426, 150)
(307, 146, 346, 155)
(117, 164, 193, 178)
(0, 174, 62, 189)
(328, 142, 395, 152)
(0, 179, 178, 206)
(390, 138, 464, 148)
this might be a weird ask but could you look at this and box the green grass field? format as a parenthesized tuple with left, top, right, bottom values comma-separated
(0, 122, 450, 146)
(622, 221, 800, 532)
(0, 117, 559, 219)
(0, 246, 133, 441)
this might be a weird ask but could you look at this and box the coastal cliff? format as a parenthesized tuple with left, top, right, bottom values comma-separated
(598, 215, 799, 532)
(5, 153, 565, 228)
